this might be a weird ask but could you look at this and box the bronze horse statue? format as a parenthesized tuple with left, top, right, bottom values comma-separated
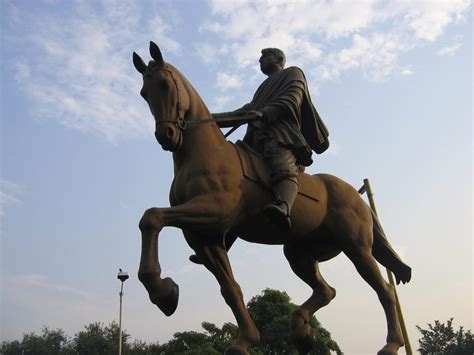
(133, 42, 411, 355)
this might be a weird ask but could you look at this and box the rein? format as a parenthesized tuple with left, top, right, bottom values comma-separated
(154, 66, 259, 137)
(157, 114, 257, 127)
(157, 114, 256, 138)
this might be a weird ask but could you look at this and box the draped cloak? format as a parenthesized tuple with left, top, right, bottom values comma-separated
(242, 66, 329, 166)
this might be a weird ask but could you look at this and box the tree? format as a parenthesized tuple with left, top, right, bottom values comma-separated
(158, 322, 238, 355)
(128, 339, 160, 354)
(417, 318, 474, 355)
(0, 289, 341, 354)
(159, 330, 213, 354)
(0, 340, 24, 354)
(71, 321, 130, 354)
(0, 326, 70, 355)
(247, 288, 342, 354)
(201, 321, 239, 353)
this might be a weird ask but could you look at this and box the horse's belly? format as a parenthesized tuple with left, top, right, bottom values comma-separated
(291, 192, 327, 233)
(235, 199, 324, 245)
(234, 184, 328, 244)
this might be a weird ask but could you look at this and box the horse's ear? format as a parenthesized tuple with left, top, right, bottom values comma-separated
(133, 52, 147, 74)
(150, 41, 165, 67)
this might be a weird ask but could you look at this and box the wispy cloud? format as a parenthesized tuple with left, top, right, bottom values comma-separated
(216, 72, 243, 90)
(0, 180, 23, 216)
(3, 0, 470, 142)
(403, 0, 470, 41)
(4, 1, 181, 142)
(438, 42, 463, 57)
(12, 274, 92, 299)
(200, 0, 471, 82)
(212, 95, 234, 111)
(195, 43, 219, 64)
(315, 32, 414, 82)
(3, 273, 113, 341)
(401, 67, 414, 77)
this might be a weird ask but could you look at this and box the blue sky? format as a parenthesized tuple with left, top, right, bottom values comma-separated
(1, 0, 472, 353)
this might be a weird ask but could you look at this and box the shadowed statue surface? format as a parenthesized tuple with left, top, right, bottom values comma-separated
(133, 42, 411, 355)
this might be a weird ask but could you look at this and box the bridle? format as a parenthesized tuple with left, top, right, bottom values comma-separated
(152, 66, 189, 130)
(151, 65, 258, 137)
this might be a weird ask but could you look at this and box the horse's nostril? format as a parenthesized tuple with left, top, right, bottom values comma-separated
(167, 127, 173, 139)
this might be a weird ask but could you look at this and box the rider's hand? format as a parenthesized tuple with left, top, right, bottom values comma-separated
(248, 110, 264, 120)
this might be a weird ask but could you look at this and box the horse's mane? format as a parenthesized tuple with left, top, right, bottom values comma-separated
(165, 63, 210, 116)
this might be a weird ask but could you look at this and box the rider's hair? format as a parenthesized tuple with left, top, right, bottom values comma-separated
(262, 48, 286, 68)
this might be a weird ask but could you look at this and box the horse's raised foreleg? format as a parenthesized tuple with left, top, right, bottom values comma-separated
(284, 244, 336, 353)
(138, 207, 179, 316)
(138, 195, 236, 316)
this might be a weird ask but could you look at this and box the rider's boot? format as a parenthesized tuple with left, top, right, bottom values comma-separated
(263, 177, 298, 231)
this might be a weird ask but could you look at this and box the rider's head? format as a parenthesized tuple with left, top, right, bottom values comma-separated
(259, 48, 285, 76)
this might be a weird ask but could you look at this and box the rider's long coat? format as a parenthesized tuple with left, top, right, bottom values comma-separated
(242, 66, 329, 166)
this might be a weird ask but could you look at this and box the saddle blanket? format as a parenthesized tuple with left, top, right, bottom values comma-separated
(233, 140, 320, 203)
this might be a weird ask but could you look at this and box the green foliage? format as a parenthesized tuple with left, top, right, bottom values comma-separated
(159, 330, 214, 354)
(0, 289, 343, 354)
(247, 288, 342, 355)
(0, 326, 70, 355)
(417, 318, 474, 355)
(158, 321, 238, 354)
(247, 289, 295, 353)
(201, 321, 239, 353)
(0, 322, 131, 355)
(72, 321, 129, 354)
(0, 340, 23, 354)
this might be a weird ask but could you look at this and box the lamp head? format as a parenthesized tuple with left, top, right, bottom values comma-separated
(117, 270, 129, 282)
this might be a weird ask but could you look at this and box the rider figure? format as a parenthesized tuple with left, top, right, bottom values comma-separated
(229, 48, 329, 230)
(189, 48, 329, 264)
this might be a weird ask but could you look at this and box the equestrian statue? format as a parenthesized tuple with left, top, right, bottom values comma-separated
(133, 41, 411, 355)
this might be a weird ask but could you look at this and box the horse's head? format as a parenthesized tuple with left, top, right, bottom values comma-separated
(133, 42, 190, 152)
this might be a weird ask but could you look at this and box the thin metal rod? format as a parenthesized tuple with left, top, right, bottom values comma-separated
(118, 282, 124, 355)
(361, 178, 412, 355)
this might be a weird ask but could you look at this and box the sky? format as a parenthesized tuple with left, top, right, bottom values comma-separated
(0, 0, 472, 354)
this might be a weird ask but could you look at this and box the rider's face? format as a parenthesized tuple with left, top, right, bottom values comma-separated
(259, 52, 279, 75)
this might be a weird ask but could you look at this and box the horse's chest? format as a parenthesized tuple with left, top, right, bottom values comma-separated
(170, 163, 227, 205)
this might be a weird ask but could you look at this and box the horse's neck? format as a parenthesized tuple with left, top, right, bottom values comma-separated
(173, 75, 227, 169)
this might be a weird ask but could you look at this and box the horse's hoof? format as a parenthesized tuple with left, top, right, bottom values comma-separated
(224, 345, 248, 355)
(291, 329, 314, 354)
(289, 310, 314, 353)
(377, 342, 400, 355)
(189, 254, 203, 265)
(151, 277, 179, 316)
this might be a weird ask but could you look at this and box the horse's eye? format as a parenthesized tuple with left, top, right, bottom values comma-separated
(160, 79, 169, 89)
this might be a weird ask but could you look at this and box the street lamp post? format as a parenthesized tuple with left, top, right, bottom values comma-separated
(117, 269, 129, 355)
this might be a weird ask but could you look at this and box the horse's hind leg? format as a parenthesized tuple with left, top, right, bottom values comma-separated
(344, 235, 404, 355)
(284, 243, 336, 353)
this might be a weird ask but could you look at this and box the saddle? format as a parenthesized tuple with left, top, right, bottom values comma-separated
(233, 140, 320, 203)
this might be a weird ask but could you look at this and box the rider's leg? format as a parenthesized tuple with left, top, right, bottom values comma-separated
(264, 177, 298, 230)
(263, 142, 299, 230)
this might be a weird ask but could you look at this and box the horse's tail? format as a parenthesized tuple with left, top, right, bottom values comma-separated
(371, 209, 412, 284)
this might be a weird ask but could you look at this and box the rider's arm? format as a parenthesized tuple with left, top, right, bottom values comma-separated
(211, 103, 251, 118)
(212, 103, 261, 128)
